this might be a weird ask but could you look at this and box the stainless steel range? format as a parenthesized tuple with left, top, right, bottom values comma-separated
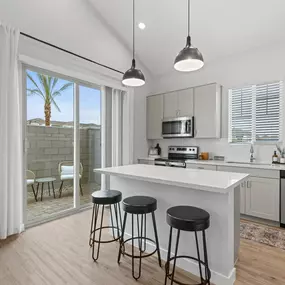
(155, 146, 199, 168)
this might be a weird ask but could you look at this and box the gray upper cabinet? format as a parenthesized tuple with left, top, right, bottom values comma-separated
(194, 84, 221, 138)
(163, 92, 178, 118)
(178, 88, 194, 117)
(163, 88, 193, 118)
(146, 94, 163, 140)
(147, 83, 222, 140)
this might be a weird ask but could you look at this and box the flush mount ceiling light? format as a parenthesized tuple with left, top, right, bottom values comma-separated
(174, 0, 204, 72)
(122, 0, 145, 87)
(138, 22, 146, 30)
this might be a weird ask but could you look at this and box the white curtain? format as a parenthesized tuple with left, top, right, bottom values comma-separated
(0, 23, 24, 239)
(111, 88, 133, 166)
(111, 88, 123, 167)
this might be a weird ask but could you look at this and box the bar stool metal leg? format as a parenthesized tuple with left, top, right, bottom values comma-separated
(89, 203, 96, 246)
(90, 204, 99, 247)
(195, 231, 203, 284)
(137, 214, 141, 251)
(131, 214, 143, 280)
(110, 204, 116, 239)
(143, 213, 147, 252)
(118, 212, 127, 263)
(118, 203, 123, 233)
(202, 230, 210, 285)
(170, 229, 180, 285)
(118, 204, 125, 253)
(92, 205, 105, 262)
(164, 226, 173, 285)
(152, 212, 162, 267)
(114, 203, 120, 239)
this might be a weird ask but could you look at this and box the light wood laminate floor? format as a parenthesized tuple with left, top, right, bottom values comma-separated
(1, 210, 285, 285)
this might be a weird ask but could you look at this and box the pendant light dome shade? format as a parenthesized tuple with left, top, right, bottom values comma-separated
(174, 36, 204, 72)
(122, 0, 145, 87)
(174, 0, 204, 72)
(122, 59, 145, 87)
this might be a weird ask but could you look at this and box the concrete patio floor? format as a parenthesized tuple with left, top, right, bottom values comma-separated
(27, 183, 101, 224)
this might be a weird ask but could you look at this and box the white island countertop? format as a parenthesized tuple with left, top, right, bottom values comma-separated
(94, 164, 249, 193)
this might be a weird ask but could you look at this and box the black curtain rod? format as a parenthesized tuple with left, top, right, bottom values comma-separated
(20, 32, 124, 75)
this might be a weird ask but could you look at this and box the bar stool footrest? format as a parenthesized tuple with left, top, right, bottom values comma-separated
(165, 255, 211, 285)
(90, 225, 121, 244)
(120, 236, 157, 258)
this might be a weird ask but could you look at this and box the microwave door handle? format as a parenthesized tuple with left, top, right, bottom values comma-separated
(186, 121, 190, 133)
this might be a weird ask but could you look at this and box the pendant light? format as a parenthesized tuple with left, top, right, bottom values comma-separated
(174, 0, 204, 72)
(122, 0, 145, 87)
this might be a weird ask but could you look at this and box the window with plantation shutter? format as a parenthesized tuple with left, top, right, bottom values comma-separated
(229, 81, 283, 143)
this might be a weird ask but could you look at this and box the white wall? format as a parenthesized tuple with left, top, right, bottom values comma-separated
(0, 0, 132, 77)
(0, 0, 150, 164)
(145, 42, 285, 162)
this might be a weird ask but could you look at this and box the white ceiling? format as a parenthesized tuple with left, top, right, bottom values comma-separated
(88, 0, 285, 77)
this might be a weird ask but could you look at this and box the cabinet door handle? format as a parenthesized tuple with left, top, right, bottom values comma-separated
(247, 181, 251, 188)
(198, 166, 204, 169)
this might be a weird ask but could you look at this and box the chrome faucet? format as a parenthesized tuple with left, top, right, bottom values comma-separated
(250, 144, 255, 163)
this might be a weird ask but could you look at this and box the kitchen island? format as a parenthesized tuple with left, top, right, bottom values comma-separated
(94, 164, 249, 285)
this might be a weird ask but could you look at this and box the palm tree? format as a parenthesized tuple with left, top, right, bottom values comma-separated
(27, 72, 72, 126)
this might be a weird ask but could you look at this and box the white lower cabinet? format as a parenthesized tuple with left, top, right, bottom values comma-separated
(245, 177, 280, 222)
(216, 165, 280, 221)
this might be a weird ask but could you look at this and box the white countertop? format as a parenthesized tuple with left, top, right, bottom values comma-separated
(185, 159, 285, 170)
(94, 164, 249, 194)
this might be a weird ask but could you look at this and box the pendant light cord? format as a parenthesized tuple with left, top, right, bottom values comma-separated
(133, 0, 135, 60)
(188, 0, 190, 36)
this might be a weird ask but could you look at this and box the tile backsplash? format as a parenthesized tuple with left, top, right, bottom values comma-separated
(150, 138, 277, 163)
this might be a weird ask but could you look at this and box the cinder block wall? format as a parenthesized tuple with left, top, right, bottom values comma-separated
(26, 125, 101, 189)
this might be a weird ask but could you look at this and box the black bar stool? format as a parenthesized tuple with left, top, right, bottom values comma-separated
(164, 206, 211, 285)
(89, 190, 123, 262)
(118, 195, 162, 280)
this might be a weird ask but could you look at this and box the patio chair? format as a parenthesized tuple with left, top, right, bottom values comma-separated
(58, 161, 83, 198)
(26, 170, 37, 202)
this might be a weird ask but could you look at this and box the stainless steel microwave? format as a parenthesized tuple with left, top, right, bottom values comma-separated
(162, 116, 194, 138)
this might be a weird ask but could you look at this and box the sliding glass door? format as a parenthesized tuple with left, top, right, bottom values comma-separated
(25, 68, 75, 224)
(23, 66, 102, 226)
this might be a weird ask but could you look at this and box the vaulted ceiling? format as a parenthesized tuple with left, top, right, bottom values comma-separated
(87, 0, 285, 77)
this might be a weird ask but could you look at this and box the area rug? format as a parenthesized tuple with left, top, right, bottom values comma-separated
(240, 221, 285, 250)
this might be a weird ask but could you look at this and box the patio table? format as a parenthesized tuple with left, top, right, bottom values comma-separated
(36, 177, 56, 201)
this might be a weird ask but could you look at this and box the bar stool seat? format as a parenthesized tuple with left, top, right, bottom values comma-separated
(92, 190, 122, 205)
(167, 206, 210, 232)
(89, 190, 123, 262)
(123, 196, 157, 214)
(165, 205, 211, 285)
